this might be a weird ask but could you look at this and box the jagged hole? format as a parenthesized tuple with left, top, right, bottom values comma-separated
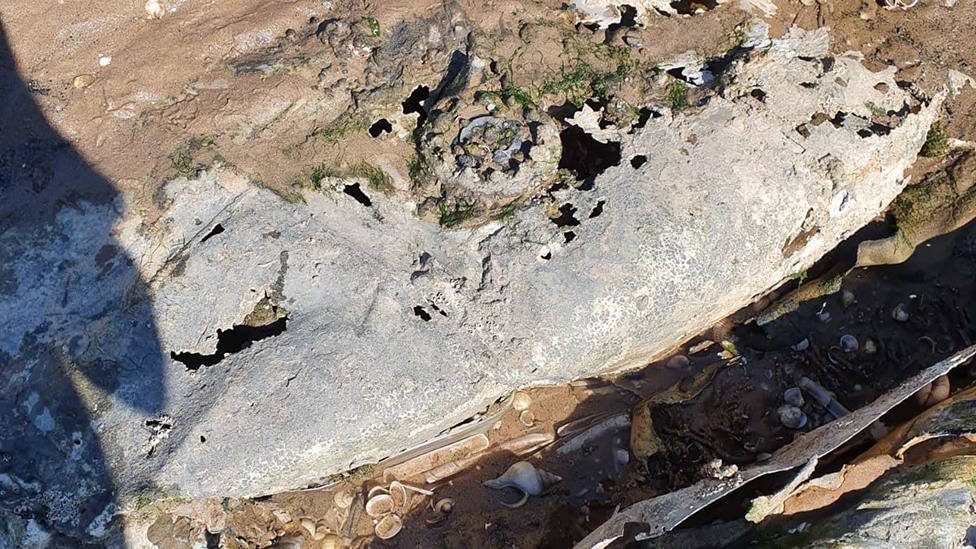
(369, 119, 392, 137)
(558, 125, 621, 182)
(402, 85, 430, 126)
(343, 183, 372, 207)
(170, 316, 288, 371)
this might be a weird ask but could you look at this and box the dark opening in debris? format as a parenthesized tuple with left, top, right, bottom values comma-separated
(200, 435, 207, 443)
(618, 5, 638, 27)
(145, 417, 172, 429)
(564, 231, 577, 243)
(590, 200, 606, 218)
(629, 107, 661, 133)
(413, 305, 432, 321)
(550, 203, 581, 228)
(205, 531, 221, 549)
(547, 100, 584, 123)
(343, 183, 372, 207)
(368, 119, 393, 137)
(170, 316, 289, 371)
(750, 88, 767, 102)
(558, 125, 621, 182)
(200, 224, 224, 243)
(630, 155, 647, 169)
(669, 0, 719, 17)
(429, 302, 449, 317)
(540, 250, 552, 260)
(403, 85, 430, 126)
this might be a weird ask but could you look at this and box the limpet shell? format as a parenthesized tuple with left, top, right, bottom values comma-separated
(374, 514, 403, 540)
(512, 392, 532, 411)
(388, 482, 408, 510)
(519, 410, 535, 427)
(365, 493, 394, 517)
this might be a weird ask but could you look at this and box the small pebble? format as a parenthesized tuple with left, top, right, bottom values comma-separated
(145, 0, 165, 18)
(840, 289, 856, 307)
(840, 334, 859, 352)
(755, 452, 773, 462)
(98, 55, 112, 67)
(863, 339, 878, 354)
(818, 310, 832, 323)
(512, 392, 531, 411)
(778, 404, 808, 430)
(615, 449, 630, 464)
(784, 387, 804, 407)
(666, 354, 690, 369)
(892, 303, 909, 322)
(518, 410, 535, 427)
(72, 74, 95, 89)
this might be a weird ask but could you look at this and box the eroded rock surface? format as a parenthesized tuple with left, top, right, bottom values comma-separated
(0, 19, 943, 547)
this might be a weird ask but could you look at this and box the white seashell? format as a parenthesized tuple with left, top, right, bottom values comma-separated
(512, 392, 532, 411)
(519, 410, 535, 427)
(374, 514, 402, 540)
(145, 0, 165, 18)
(388, 482, 408, 510)
(483, 461, 561, 508)
(436, 498, 454, 514)
(778, 405, 808, 429)
(892, 303, 910, 322)
(333, 490, 354, 509)
(300, 518, 316, 537)
(426, 498, 455, 525)
(365, 493, 394, 517)
(840, 334, 859, 352)
(791, 338, 810, 351)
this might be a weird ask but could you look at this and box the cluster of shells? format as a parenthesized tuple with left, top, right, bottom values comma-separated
(364, 481, 453, 540)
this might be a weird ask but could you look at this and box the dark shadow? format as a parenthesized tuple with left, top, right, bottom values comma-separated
(0, 23, 165, 546)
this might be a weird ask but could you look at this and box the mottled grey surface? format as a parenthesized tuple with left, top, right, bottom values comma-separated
(0, 27, 942, 544)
